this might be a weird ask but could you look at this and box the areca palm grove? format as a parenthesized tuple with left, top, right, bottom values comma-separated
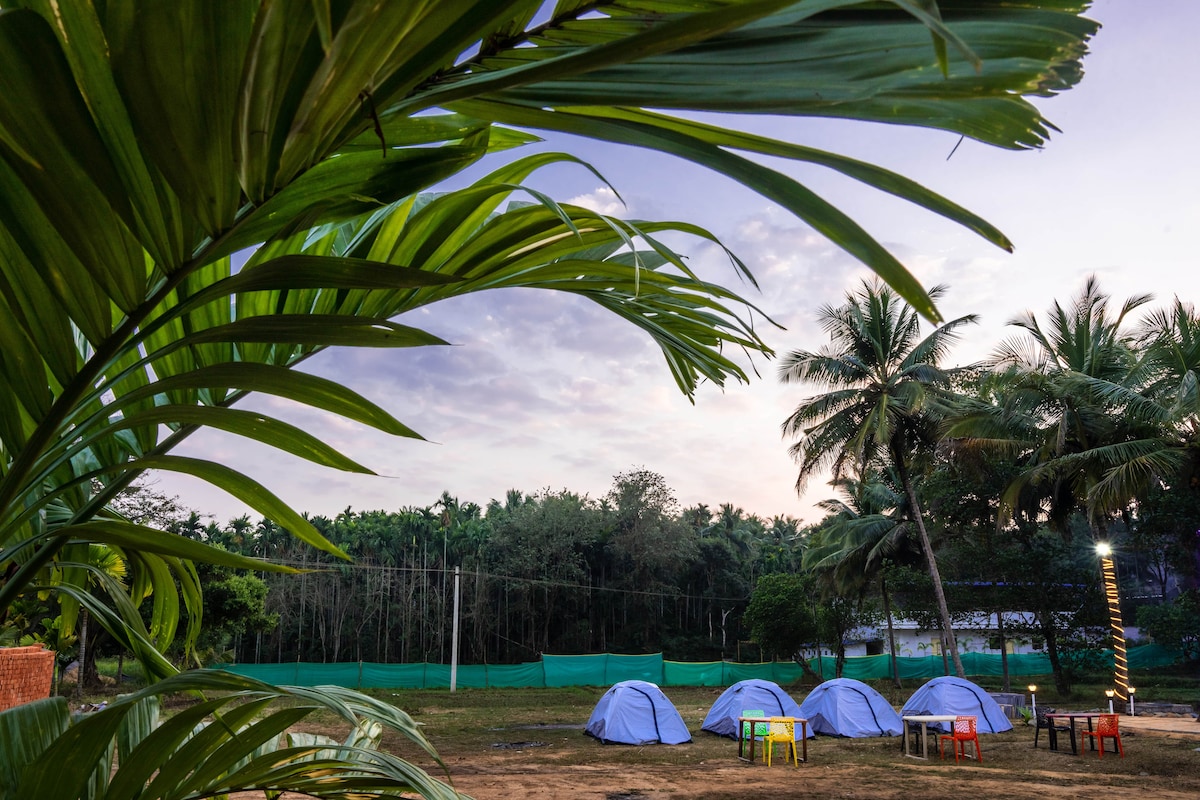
(0, 2, 1098, 798)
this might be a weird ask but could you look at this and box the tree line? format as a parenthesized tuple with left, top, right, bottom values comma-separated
(167, 472, 802, 667)
(164, 278, 1200, 698)
(11, 279, 1197, 698)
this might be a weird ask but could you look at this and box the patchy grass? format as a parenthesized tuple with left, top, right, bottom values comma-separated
(53, 676, 1200, 799)
(345, 685, 1200, 780)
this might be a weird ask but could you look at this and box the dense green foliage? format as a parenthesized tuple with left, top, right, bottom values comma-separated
(796, 278, 1200, 692)
(169, 476, 789, 664)
(1137, 593, 1200, 662)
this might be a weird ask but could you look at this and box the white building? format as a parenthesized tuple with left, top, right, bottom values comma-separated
(804, 612, 1047, 659)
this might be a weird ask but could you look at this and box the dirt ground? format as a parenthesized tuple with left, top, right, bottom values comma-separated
(212, 686, 1199, 800)
(410, 715, 1200, 800)
(434, 760, 1200, 800)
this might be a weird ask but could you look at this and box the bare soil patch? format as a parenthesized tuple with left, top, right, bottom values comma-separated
(411, 732, 1200, 800)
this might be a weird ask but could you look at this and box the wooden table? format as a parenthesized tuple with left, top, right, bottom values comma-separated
(737, 716, 809, 763)
(1045, 712, 1105, 755)
(901, 714, 959, 759)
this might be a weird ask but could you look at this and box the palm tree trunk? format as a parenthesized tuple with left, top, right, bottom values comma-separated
(74, 607, 89, 699)
(881, 575, 901, 689)
(899, 468, 965, 679)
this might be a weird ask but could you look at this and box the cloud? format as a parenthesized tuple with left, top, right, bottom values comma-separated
(151, 5, 1200, 533)
(566, 186, 627, 216)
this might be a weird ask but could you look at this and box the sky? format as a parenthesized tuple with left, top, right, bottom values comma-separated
(154, 1, 1200, 529)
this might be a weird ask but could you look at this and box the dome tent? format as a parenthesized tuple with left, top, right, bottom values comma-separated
(901, 676, 1014, 734)
(798, 678, 903, 737)
(701, 678, 813, 739)
(585, 680, 692, 745)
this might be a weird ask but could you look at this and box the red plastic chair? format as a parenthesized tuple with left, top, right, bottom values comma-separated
(1081, 713, 1124, 757)
(939, 715, 982, 763)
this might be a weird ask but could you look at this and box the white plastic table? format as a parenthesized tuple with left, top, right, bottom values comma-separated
(901, 714, 959, 759)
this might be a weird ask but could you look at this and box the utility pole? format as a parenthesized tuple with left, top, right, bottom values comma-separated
(450, 566, 461, 692)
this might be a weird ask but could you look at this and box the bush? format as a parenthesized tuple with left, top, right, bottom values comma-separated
(1137, 593, 1200, 662)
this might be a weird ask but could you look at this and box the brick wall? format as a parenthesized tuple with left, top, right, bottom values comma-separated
(0, 644, 55, 712)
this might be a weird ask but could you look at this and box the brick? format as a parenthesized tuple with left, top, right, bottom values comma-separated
(0, 645, 55, 712)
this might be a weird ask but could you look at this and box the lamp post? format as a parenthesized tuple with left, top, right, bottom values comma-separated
(1096, 543, 1128, 702)
(1105, 689, 1115, 714)
(1128, 686, 1136, 717)
(1028, 684, 1037, 718)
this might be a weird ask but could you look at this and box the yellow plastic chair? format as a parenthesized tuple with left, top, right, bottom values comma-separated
(764, 717, 798, 767)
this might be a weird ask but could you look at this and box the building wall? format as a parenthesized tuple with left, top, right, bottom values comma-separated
(803, 612, 1049, 659)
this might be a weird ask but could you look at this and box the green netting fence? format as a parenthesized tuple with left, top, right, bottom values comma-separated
(208, 644, 1181, 689)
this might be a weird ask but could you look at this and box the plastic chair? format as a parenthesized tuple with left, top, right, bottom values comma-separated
(1033, 706, 1072, 750)
(741, 709, 768, 740)
(764, 717, 798, 767)
(939, 715, 982, 763)
(1081, 713, 1124, 757)
(740, 710, 767, 759)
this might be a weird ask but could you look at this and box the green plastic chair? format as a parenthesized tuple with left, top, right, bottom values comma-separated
(741, 709, 768, 757)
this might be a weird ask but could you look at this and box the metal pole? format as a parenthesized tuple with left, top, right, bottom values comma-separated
(450, 566, 461, 692)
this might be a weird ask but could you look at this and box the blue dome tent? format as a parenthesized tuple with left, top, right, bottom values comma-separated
(585, 681, 692, 745)
(701, 678, 812, 739)
(798, 678, 903, 737)
(901, 676, 1014, 734)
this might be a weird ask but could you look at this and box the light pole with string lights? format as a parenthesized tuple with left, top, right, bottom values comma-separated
(1096, 542, 1128, 704)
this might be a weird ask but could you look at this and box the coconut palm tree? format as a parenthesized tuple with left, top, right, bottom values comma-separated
(804, 469, 923, 687)
(944, 278, 1156, 696)
(0, 2, 1098, 796)
(1124, 300, 1200, 590)
(781, 280, 977, 677)
(978, 277, 1153, 533)
(1072, 298, 1200, 524)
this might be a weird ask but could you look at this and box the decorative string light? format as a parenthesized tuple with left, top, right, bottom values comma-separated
(1096, 543, 1128, 701)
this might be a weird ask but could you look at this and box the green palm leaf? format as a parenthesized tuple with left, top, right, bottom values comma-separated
(0, 3, 1098, 797)
(3, 671, 460, 800)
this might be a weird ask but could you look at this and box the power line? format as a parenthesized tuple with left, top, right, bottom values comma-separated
(262, 557, 750, 604)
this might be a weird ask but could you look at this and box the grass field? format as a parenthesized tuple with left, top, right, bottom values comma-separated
(324, 684, 1200, 799)
(72, 663, 1200, 798)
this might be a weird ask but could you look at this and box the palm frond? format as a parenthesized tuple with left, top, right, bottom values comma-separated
(2, 670, 461, 800)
